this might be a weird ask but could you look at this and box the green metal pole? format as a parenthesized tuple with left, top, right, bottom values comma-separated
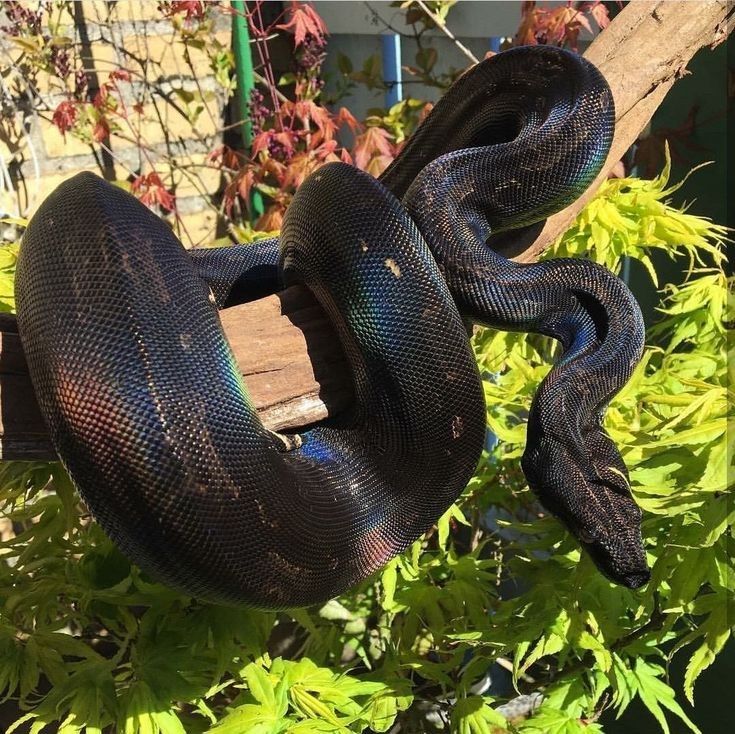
(231, 0, 264, 220)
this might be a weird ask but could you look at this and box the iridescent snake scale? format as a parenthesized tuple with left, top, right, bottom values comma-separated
(15, 46, 649, 609)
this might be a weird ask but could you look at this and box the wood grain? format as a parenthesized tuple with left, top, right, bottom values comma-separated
(1, 0, 731, 461)
(0, 289, 352, 460)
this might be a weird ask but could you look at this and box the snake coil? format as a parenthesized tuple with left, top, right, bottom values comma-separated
(16, 47, 649, 609)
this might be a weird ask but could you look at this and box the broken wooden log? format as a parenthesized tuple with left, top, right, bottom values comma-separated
(0, 289, 352, 460)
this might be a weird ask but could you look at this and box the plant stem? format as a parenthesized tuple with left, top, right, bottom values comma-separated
(414, 1, 479, 65)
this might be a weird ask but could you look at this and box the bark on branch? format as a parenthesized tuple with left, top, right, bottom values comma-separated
(1, 0, 731, 460)
(496, 0, 732, 261)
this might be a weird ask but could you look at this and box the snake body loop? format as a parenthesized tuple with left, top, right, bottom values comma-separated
(16, 47, 649, 609)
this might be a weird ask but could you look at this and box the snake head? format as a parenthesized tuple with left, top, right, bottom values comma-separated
(522, 429, 650, 590)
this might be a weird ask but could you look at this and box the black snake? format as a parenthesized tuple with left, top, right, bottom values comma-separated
(15, 46, 649, 609)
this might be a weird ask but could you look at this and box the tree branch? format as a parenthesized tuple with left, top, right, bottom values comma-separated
(1, 0, 731, 461)
(509, 0, 732, 262)
(414, 1, 480, 65)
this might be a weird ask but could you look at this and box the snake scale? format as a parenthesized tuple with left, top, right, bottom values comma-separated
(15, 46, 650, 609)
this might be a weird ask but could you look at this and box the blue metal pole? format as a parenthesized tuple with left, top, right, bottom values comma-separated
(381, 33, 403, 107)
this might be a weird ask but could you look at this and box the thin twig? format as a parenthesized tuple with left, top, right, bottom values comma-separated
(496, 655, 536, 684)
(252, 71, 290, 104)
(414, 1, 479, 65)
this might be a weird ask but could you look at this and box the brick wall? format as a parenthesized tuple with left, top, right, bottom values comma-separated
(0, 1, 236, 247)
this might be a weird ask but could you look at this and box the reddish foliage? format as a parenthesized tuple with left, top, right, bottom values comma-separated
(218, 1, 429, 222)
(418, 102, 434, 125)
(92, 116, 110, 143)
(580, 1, 611, 30)
(52, 100, 78, 137)
(158, 1, 209, 22)
(251, 131, 273, 158)
(353, 126, 396, 172)
(514, 1, 609, 50)
(220, 2, 401, 221)
(51, 64, 129, 144)
(209, 145, 245, 171)
(256, 200, 288, 231)
(236, 167, 257, 208)
(109, 69, 132, 83)
(293, 100, 338, 142)
(336, 107, 362, 135)
(276, 2, 328, 47)
(92, 85, 110, 111)
(214, 2, 419, 223)
(131, 172, 177, 212)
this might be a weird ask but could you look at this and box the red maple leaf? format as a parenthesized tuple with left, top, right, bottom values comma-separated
(314, 139, 339, 161)
(515, 0, 607, 49)
(93, 86, 108, 110)
(251, 130, 273, 157)
(92, 116, 110, 142)
(261, 157, 287, 185)
(352, 126, 395, 172)
(336, 106, 362, 135)
(52, 100, 78, 137)
(159, 1, 207, 22)
(294, 100, 338, 140)
(515, 1, 541, 45)
(418, 102, 433, 125)
(546, 7, 584, 47)
(132, 172, 176, 212)
(276, 2, 328, 47)
(236, 167, 259, 204)
(208, 144, 244, 170)
(282, 152, 318, 189)
(273, 130, 296, 154)
(256, 203, 285, 232)
(109, 69, 131, 82)
(588, 2, 611, 30)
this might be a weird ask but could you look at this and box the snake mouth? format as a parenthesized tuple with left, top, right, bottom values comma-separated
(588, 550, 650, 590)
(593, 556, 650, 590)
(581, 527, 650, 591)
